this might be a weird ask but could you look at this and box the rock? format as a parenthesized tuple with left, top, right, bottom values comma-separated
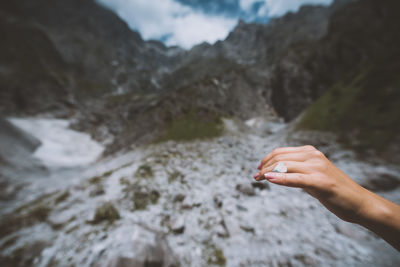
(236, 204, 248, 212)
(293, 254, 318, 266)
(213, 195, 223, 208)
(89, 185, 105, 197)
(251, 181, 270, 190)
(215, 219, 229, 238)
(181, 198, 201, 210)
(103, 225, 179, 267)
(0, 117, 42, 169)
(169, 217, 185, 234)
(173, 194, 185, 202)
(240, 223, 255, 233)
(235, 183, 255, 196)
(361, 173, 400, 192)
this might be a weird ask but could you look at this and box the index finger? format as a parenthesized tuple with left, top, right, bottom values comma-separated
(260, 146, 315, 166)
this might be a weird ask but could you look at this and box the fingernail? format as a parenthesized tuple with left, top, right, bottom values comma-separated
(253, 173, 260, 179)
(264, 172, 282, 180)
(257, 163, 262, 170)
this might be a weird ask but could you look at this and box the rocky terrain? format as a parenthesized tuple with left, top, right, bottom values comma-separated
(1, 118, 400, 266)
(1, 0, 400, 266)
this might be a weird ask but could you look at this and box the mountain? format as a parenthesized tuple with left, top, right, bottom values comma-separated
(1, 0, 399, 162)
(280, 0, 400, 163)
(0, 0, 185, 115)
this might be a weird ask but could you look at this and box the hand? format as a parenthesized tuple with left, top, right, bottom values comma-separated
(254, 145, 400, 250)
(254, 145, 366, 223)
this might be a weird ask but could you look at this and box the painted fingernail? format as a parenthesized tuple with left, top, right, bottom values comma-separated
(257, 163, 262, 170)
(264, 172, 282, 180)
(253, 173, 260, 179)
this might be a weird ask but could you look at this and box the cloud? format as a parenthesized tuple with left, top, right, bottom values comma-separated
(96, 0, 333, 49)
(96, 0, 236, 49)
(264, 0, 333, 16)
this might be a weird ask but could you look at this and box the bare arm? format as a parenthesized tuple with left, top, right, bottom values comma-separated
(254, 145, 400, 251)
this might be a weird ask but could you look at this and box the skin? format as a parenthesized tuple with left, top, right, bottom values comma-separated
(254, 145, 400, 251)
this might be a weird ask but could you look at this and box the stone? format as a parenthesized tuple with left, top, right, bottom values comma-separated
(213, 195, 223, 208)
(215, 219, 229, 238)
(103, 224, 179, 267)
(89, 185, 105, 197)
(235, 183, 255, 196)
(251, 181, 270, 190)
(361, 173, 400, 192)
(170, 217, 185, 234)
(240, 223, 255, 233)
(173, 194, 185, 202)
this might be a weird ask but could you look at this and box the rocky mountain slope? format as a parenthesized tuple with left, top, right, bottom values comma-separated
(2, 0, 399, 162)
(0, 0, 185, 115)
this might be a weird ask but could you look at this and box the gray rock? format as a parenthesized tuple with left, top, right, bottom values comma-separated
(90, 185, 105, 197)
(0, 117, 42, 169)
(173, 193, 185, 202)
(235, 183, 255, 196)
(213, 195, 223, 208)
(103, 225, 179, 267)
(251, 181, 270, 190)
(169, 217, 185, 234)
(240, 223, 255, 233)
(361, 173, 400, 192)
(215, 219, 230, 238)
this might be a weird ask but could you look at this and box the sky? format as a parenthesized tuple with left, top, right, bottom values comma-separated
(96, 0, 333, 49)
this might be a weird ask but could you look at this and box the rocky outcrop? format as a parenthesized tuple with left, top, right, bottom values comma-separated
(288, 0, 400, 163)
(100, 225, 179, 267)
(0, 117, 41, 168)
(0, 0, 185, 116)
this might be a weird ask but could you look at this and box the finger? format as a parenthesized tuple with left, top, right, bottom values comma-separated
(260, 151, 314, 170)
(260, 161, 307, 176)
(263, 172, 310, 188)
(260, 146, 315, 167)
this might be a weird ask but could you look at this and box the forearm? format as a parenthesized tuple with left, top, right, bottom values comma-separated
(357, 188, 400, 251)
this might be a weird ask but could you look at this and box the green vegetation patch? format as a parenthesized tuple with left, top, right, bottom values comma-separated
(135, 164, 154, 178)
(88, 169, 115, 185)
(158, 111, 224, 142)
(203, 244, 227, 266)
(132, 190, 160, 210)
(297, 65, 400, 154)
(91, 202, 120, 224)
(55, 190, 70, 204)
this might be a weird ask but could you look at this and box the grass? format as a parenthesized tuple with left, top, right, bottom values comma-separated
(135, 164, 153, 178)
(91, 202, 120, 224)
(203, 244, 227, 266)
(157, 110, 224, 142)
(297, 65, 400, 156)
(132, 190, 160, 210)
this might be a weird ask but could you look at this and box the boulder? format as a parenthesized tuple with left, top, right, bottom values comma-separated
(102, 225, 179, 267)
(235, 183, 255, 196)
(0, 117, 41, 168)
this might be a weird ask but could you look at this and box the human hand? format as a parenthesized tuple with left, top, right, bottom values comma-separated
(254, 145, 371, 223)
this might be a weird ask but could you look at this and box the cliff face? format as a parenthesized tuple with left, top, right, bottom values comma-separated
(280, 0, 400, 162)
(0, 0, 185, 115)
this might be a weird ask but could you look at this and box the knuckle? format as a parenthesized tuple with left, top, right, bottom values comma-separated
(313, 150, 324, 158)
(304, 145, 316, 151)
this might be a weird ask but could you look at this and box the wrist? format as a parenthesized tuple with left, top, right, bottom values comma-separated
(355, 188, 394, 228)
